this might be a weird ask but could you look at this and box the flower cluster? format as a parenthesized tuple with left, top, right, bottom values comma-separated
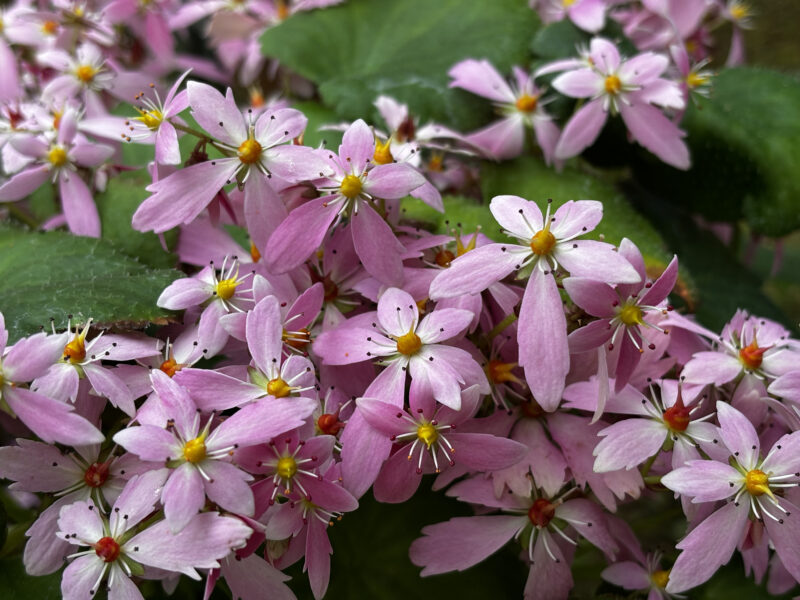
(4, 1, 799, 600)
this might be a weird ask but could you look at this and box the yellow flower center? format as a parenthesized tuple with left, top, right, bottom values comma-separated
(267, 377, 292, 398)
(339, 174, 363, 199)
(396, 328, 422, 356)
(276, 456, 297, 479)
(214, 277, 238, 300)
(515, 93, 538, 113)
(63, 336, 86, 364)
(745, 469, 770, 496)
(183, 437, 207, 463)
(47, 146, 68, 168)
(686, 72, 709, 89)
(428, 153, 444, 172)
(562, 0, 577, 6)
(373, 138, 394, 165)
(529, 229, 556, 255)
(417, 423, 438, 448)
(618, 303, 643, 326)
(604, 75, 622, 95)
(137, 109, 163, 131)
(75, 64, 97, 84)
(159, 357, 181, 378)
(485, 360, 520, 385)
(651, 570, 670, 589)
(238, 138, 263, 164)
(730, 3, 749, 20)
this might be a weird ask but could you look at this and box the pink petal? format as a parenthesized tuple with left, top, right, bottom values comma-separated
(133, 159, 239, 233)
(429, 243, 525, 300)
(681, 352, 742, 386)
(409, 351, 463, 410)
(618, 53, 669, 86)
(377, 287, 418, 336)
(306, 519, 333, 600)
(593, 419, 666, 472)
(156, 275, 209, 309)
(554, 98, 607, 159)
(448, 59, 514, 103)
(489, 194, 543, 239)
(466, 115, 525, 160)
(110, 469, 169, 530)
(59, 173, 100, 237)
(187, 82, 246, 146)
(208, 396, 316, 450)
(83, 364, 135, 416)
(0, 166, 49, 201)
(619, 99, 690, 170)
(667, 501, 749, 593)
(519, 269, 568, 412)
(639, 255, 678, 306)
(338, 119, 374, 174)
(57, 499, 104, 544)
(162, 462, 206, 533)
(416, 308, 472, 344)
(356, 398, 409, 437)
(203, 460, 254, 516)
(373, 446, 422, 503)
(661, 460, 742, 502)
(351, 203, 405, 286)
(246, 295, 283, 374)
(569, 0, 606, 31)
(4, 331, 67, 382)
(526, 531, 574, 600)
(549, 199, 604, 239)
(410, 515, 523, 575)
(556, 240, 641, 283)
(0, 39, 20, 102)
(557, 497, 618, 558)
(221, 554, 295, 600)
(448, 432, 527, 471)
(113, 425, 182, 462)
(364, 162, 426, 199)
(590, 38, 621, 73)
(155, 120, 181, 165)
(264, 196, 338, 274)
(5, 387, 104, 446)
(763, 498, 800, 583)
(60, 555, 105, 600)
(265, 144, 331, 182)
(716, 401, 760, 468)
(0, 439, 82, 492)
(601, 561, 650, 589)
(552, 68, 604, 98)
(563, 278, 616, 317)
(150, 369, 198, 440)
(127, 512, 252, 577)
(339, 409, 392, 499)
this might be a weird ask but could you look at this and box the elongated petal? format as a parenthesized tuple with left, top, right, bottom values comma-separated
(351, 203, 405, 286)
(549, 199, 604, 239)
(570, 0, 605, 31)
(716, 401, 760, 468)
(763, 499, 800, 583)
(127, 512, 251, 576)
(448, 433, 527, 471)
(416, 308, 472, 344)
(429, 243, 524, 299)
(682, 352, 742, 386)
(410, 515, 523, 575)
(0, 439, 82, 492)
(162, 463, 205, 533)
(5, 387, 104, 446)
(221, 554, 295, 600)
(155, 120, 181, 165)
(338, 119, 374, 174)
(255, 108, 307, 147)
(590, 38, 621, 72)
(356, 398, 409, 437)
(264, 196, 338, 274)
(552, 68, 604, 98)
(110, 470, 169, 532)
(84, 364, 135, 416)
(526, 531, 573, 600)
(57, 499, 104, 544)
(519, 269, 568, 411)
(667, 502, 749, 593)
(554, 98, 607, 159)
(61, 555, 105, 600)
(156, 276, 209, 310)
(0, 166, 49, 201)
(113, 425, 182, 462)
(556, 240, 641, 284)
(307, 519, 333, 600)
(593, 419, 666, 472)
(662, 461, 741, 502)
(373, 446, 422, 503)
(265, 144, 330, 182)
(4, 331, 67, 382)
(639, 255, 678, 306)
(246, 295, 283, 374)
(466, 115, 525, 160)
(602, 562, 650, 589)
(173, 368, 261, 411)
(208, 397, 315, 450)
(619, 100, 690, 170)
(557, 497, 618, 558)
(377, 287, 417, 337)
(618, 53, 669, 85)
(409, 353, 463, 410)
(187, 82, 246, 146)
(563, 278, 616, 317)
(448, 59, 514, 103)
(339, 409, 392, 498)
(133, 159, 239, 233)
(59, 173, 100, 237)
(203, 461, 254, 516)
(364, 163, 426, 199)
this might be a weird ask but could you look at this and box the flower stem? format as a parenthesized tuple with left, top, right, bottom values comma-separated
(3, 203, 39, 229)
(488, 313, 518, 341)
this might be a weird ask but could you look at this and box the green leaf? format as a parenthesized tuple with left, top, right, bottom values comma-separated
(530, 19, 588, 59)
(0, 558, 61, 600)
(261, 0, 539, 130)
(95, 173, 178, 269)
(292, 100, 343, 149)
(633, 67, 800, 236)
(0, 227, 182, 343)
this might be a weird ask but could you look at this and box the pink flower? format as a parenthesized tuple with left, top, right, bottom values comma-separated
(264, 119, 426, 286)
(113, 370, 316, 532)
(449, 60, 561, 163)
(662, 402, 800, 593)
(535, 0, 607, 32)
(430, 196, 639, 411)
(550, 38, 689, 168)
(0, 108, 113, 236)
(132, 81, 328, 234)
(57, 470, 252, 600)
(602, 551, 676, 600)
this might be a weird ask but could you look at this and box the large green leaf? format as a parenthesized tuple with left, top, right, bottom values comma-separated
(261, 0, 538, 130)
(633, 67, 800, 236)
(0, 227, 182, 343)
(95, 173, 178, 269)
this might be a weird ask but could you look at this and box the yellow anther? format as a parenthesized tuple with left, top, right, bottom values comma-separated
(238, 138, 263, 164)
(396, 328, 422, 356)
(276, 456, 297, 479)
(416, 423, 438, 448)
(604, 75, 622, 95)
(47, 146, 68, 168)
(530, 229, 556, 256)
(618, 303, 644, 326)
(373, 138, 393, 165)
(267, 377, 292, 398)
(651, 570, 670, 589)
(215, 278, 238, 300)
(486, 360, 520, 385)
(745, 469, 771, 497)
(75, 65, 97, 84)
(136, 108, 163, 130)
(515, 93, 538, 113)
(183, 437, 207, 463)
(339, 174, 363, 199)
(686, 72, 709, 89)
(41, 20, 59, 35)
